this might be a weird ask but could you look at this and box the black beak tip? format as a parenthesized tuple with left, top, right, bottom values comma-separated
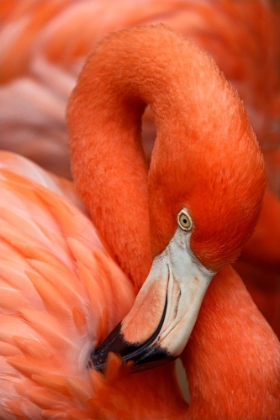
(87, 322, 175, 374)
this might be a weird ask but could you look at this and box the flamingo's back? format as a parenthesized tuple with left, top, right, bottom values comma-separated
(0, 152, 187, 419)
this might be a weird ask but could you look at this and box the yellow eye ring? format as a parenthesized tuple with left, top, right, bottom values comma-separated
(178, 210, 192, 231)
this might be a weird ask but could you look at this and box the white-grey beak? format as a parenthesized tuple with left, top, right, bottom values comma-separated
(90, 210, 215, 372)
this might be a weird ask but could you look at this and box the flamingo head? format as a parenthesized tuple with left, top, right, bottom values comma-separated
(88, 26, 266, 374)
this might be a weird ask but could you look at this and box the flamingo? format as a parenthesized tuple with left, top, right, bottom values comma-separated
(1, 1, 279, 336)
(1, 25, 280, 419)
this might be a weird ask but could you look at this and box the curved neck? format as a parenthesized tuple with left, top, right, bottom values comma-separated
(67, 25, 261, 286)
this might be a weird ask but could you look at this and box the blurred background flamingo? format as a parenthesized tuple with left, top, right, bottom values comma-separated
(0, 0, 279, 176)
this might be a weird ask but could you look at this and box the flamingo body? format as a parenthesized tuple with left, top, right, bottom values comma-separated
(0, 151, 186, 419)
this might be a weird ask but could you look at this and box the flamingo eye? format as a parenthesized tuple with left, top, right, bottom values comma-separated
(178, 210, 192, 231)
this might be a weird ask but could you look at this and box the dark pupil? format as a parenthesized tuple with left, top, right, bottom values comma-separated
(183, 218, 187, 224)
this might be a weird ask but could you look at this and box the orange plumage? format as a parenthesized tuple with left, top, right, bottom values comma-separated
(1, 25, 280, 420)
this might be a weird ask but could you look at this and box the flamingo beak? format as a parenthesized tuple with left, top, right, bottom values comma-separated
(89, 228, 214, 373)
